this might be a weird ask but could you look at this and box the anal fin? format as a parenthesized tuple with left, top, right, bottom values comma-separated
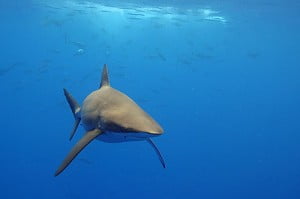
(54, 129, 102, 176)
(146, 138, 166, 168)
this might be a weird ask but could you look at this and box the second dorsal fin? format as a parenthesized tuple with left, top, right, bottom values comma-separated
(100, 64, 109, 88)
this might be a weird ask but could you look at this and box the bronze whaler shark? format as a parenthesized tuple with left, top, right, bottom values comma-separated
(54, 65, 165, 176)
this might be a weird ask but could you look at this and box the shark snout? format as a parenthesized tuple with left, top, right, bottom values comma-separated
(147, 124, 164, 135)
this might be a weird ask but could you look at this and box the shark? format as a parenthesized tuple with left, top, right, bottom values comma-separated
(54, 64, 165, 176)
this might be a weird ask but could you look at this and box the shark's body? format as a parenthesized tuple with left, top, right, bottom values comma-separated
(55, 65, 165, 176)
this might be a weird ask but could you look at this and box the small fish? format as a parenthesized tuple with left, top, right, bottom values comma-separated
(73, 48, 85, 56)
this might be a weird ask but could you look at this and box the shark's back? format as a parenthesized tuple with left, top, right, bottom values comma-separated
(81, 86, 163, 134)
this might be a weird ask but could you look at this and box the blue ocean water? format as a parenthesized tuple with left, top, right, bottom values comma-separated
(1, 0, 300, 198)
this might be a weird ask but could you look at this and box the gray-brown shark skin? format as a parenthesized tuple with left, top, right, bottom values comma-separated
(54, 64, 165, 176)
(81, 86, 163, 134)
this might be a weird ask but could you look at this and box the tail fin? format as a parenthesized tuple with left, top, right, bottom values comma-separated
(63, 88, 81, 140)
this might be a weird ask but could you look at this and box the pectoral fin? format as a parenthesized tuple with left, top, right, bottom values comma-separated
(69, 118, 81, 141)
(63, 88, 81, 140)
(63, 88, 80, 118)
(54, 129, 102, 176)
(146, 138, 166, 168)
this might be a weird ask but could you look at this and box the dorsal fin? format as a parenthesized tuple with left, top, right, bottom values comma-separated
(100, 64, 109, 88)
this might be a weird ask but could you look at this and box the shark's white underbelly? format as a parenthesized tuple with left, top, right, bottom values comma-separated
(96, 131, 156, 143)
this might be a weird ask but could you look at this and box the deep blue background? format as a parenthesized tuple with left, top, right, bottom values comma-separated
(0, 0, 300, 198)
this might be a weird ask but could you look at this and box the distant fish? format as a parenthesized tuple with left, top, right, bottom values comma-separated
(126, 12, 145, 17)
(0, 62, 23, 76)
(43, 4, 62, 10)
(42, 18, 65, 27)
(145, 52, 166, 61)
(64, 35, 87, 56)
(247, 51, 260, 59)
(99, 9, 111, 13)
(194, 52, 214, 59)
(64, 34, 86, 49)
(49, 49, 60, 54)
(158, 52, 166, 61)
(86, 6, 97, 9)
(74, 48, 85, 56)
(70, 41, 86, 49)
(78, 158, 93, 165)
